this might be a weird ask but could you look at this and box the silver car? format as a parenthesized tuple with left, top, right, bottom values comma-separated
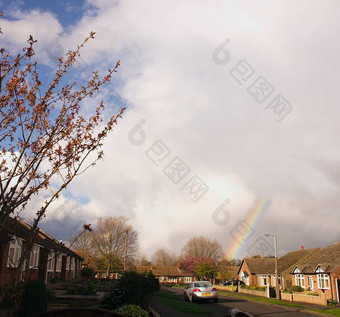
(184, 281, 218, 303)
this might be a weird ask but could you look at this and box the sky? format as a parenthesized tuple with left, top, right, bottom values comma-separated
(1, 0, 340, 261)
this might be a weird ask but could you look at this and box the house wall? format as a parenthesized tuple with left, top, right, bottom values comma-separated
(331, 267, 340, 302)
(0, 242, 12, 288)
(238, 262, 258, 286)
(291, 273, 338, 302)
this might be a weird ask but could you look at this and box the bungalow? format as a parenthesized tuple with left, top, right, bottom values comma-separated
(291, 242, 340, 303)
(238, 247, 320, 290)
(136, 266, 196, 284)
(0, 217, 83, 288)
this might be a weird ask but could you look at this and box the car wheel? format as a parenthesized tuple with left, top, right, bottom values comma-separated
(213, 298, 218, 303)
(191, 295, 195, 303)
(184, 293, 188, 302)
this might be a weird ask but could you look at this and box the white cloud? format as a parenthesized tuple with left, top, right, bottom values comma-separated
(10, 0, 340, 259)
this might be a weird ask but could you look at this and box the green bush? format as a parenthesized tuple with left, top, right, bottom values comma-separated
(292, 285, 304, 292)
(115, 304, 149, 317)
(0, 282, 24, 315)
(100, 271, 160, 310)
(81, 267, 95, 277)
(305, 291, 319, 296)
(19, 279, 47, 316)
(65, 282, 97, 295)
(46, 288, 56, 300)
(65, 286, 76, 295)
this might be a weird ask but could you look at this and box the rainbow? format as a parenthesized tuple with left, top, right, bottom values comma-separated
(226, 198, 271, 260)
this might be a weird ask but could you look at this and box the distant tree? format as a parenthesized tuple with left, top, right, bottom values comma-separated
(195, 262, 217, 280)
(135, 254, 152, 266)
(92, 217, 138, 275)
(182, 236, 223, 264)
(151, 249, 177, 266)
(218, 259, 235, 282)
(0, 12, 125, 302)
(69, 228, 94, 254)
(178, 255, 213, 276)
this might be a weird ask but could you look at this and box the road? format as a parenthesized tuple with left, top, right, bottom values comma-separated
(160, 287, 326, 317)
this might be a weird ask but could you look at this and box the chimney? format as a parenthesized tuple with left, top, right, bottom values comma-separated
(301, 246, 304, 250)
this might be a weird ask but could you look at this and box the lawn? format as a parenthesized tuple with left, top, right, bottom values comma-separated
(154, 290, 214, 315)
(218, 291, 303, 308)
(310, 309, 340, 316)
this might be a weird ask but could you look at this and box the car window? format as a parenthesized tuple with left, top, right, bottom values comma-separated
(196, 282, 212, 287)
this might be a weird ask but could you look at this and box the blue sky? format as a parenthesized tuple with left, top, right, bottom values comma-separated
(2, 0, 340, 260)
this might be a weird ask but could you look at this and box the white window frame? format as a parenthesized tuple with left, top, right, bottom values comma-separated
(7, 237, 23, 268)
(70, 257, 75, 270)
(168, 277, 177, 283)
(308, 276, 314, 290)
(55, 254, 62, 272)
(184, 277, 192, 283)
(66, 256, 70, 271)
(47, 250, 55, 272)
(29, 244, 40, 269)
(158, 277, 165, 282)
(295, 274, 305, 288)
(259, 275, 267, 286)
(317, 274, 330, 289)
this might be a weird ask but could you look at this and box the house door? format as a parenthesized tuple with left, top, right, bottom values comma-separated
(337, 279, 340, 302)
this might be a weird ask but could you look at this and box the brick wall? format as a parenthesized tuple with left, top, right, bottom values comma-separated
(281, 292, 328, 306)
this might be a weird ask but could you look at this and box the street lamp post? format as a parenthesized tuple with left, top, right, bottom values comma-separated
(123, 229, 129, 271)
(264, 234, 280, 300)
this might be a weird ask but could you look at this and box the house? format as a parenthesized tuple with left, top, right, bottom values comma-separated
(291, 242, 340, 303)
(136, 266, 196, 284)
(0, 217, 83, 288)
(238, 257, 276, 287)
(238, 247, 320, 289)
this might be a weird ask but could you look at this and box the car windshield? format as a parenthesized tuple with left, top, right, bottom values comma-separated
(194, 282, 211, 287)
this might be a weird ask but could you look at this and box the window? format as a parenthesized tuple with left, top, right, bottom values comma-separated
(47, 251, 55, 272)
(259, 275, 267, 286)
(295, 274, 305, 288)
(29, 245, 40, 269)
(7, 237, 23, 268)
(317, 274, 330, 289)
(168, 277, 177, 283)
(70, 257, 75, 270)
(158, 277, 165, 282)
(66, 256, 70, 270)
(308, 276, 314, 290)
(184, 277, 192, 283)
(55, 254, 62, 272)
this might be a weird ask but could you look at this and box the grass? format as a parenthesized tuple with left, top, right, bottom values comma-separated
(310, 309, 340, 316)
(218, 291, 303, 308)
(154, 290, 214, 315)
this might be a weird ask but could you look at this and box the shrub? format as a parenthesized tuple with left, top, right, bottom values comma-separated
(305, 291, 319, 296)
(100, 271, 160, 310)
(65, 286, 76, 295)
(81, 267, 96, 277)
(0, 282, 24, 315)
(115, 304, 149, 317)
(46, 288, 56, 300)
(292, 285, 304, 292)
(19, 279, 47, 316)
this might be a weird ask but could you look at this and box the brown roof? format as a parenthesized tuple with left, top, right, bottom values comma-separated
(1, 217, 83, 260)
(278, 248, 321, 273)
(294, 242, 340, 273)
(136, 266, 194, 277)
(240, 257, 276, 274)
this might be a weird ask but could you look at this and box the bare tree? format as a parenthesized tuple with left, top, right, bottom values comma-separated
(0, 14, 125, 300)
(151, 248, 178, 266)
(135, 253, 152, 266)
(91, 217, 138, 275)
(182, 236, 223, 264)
